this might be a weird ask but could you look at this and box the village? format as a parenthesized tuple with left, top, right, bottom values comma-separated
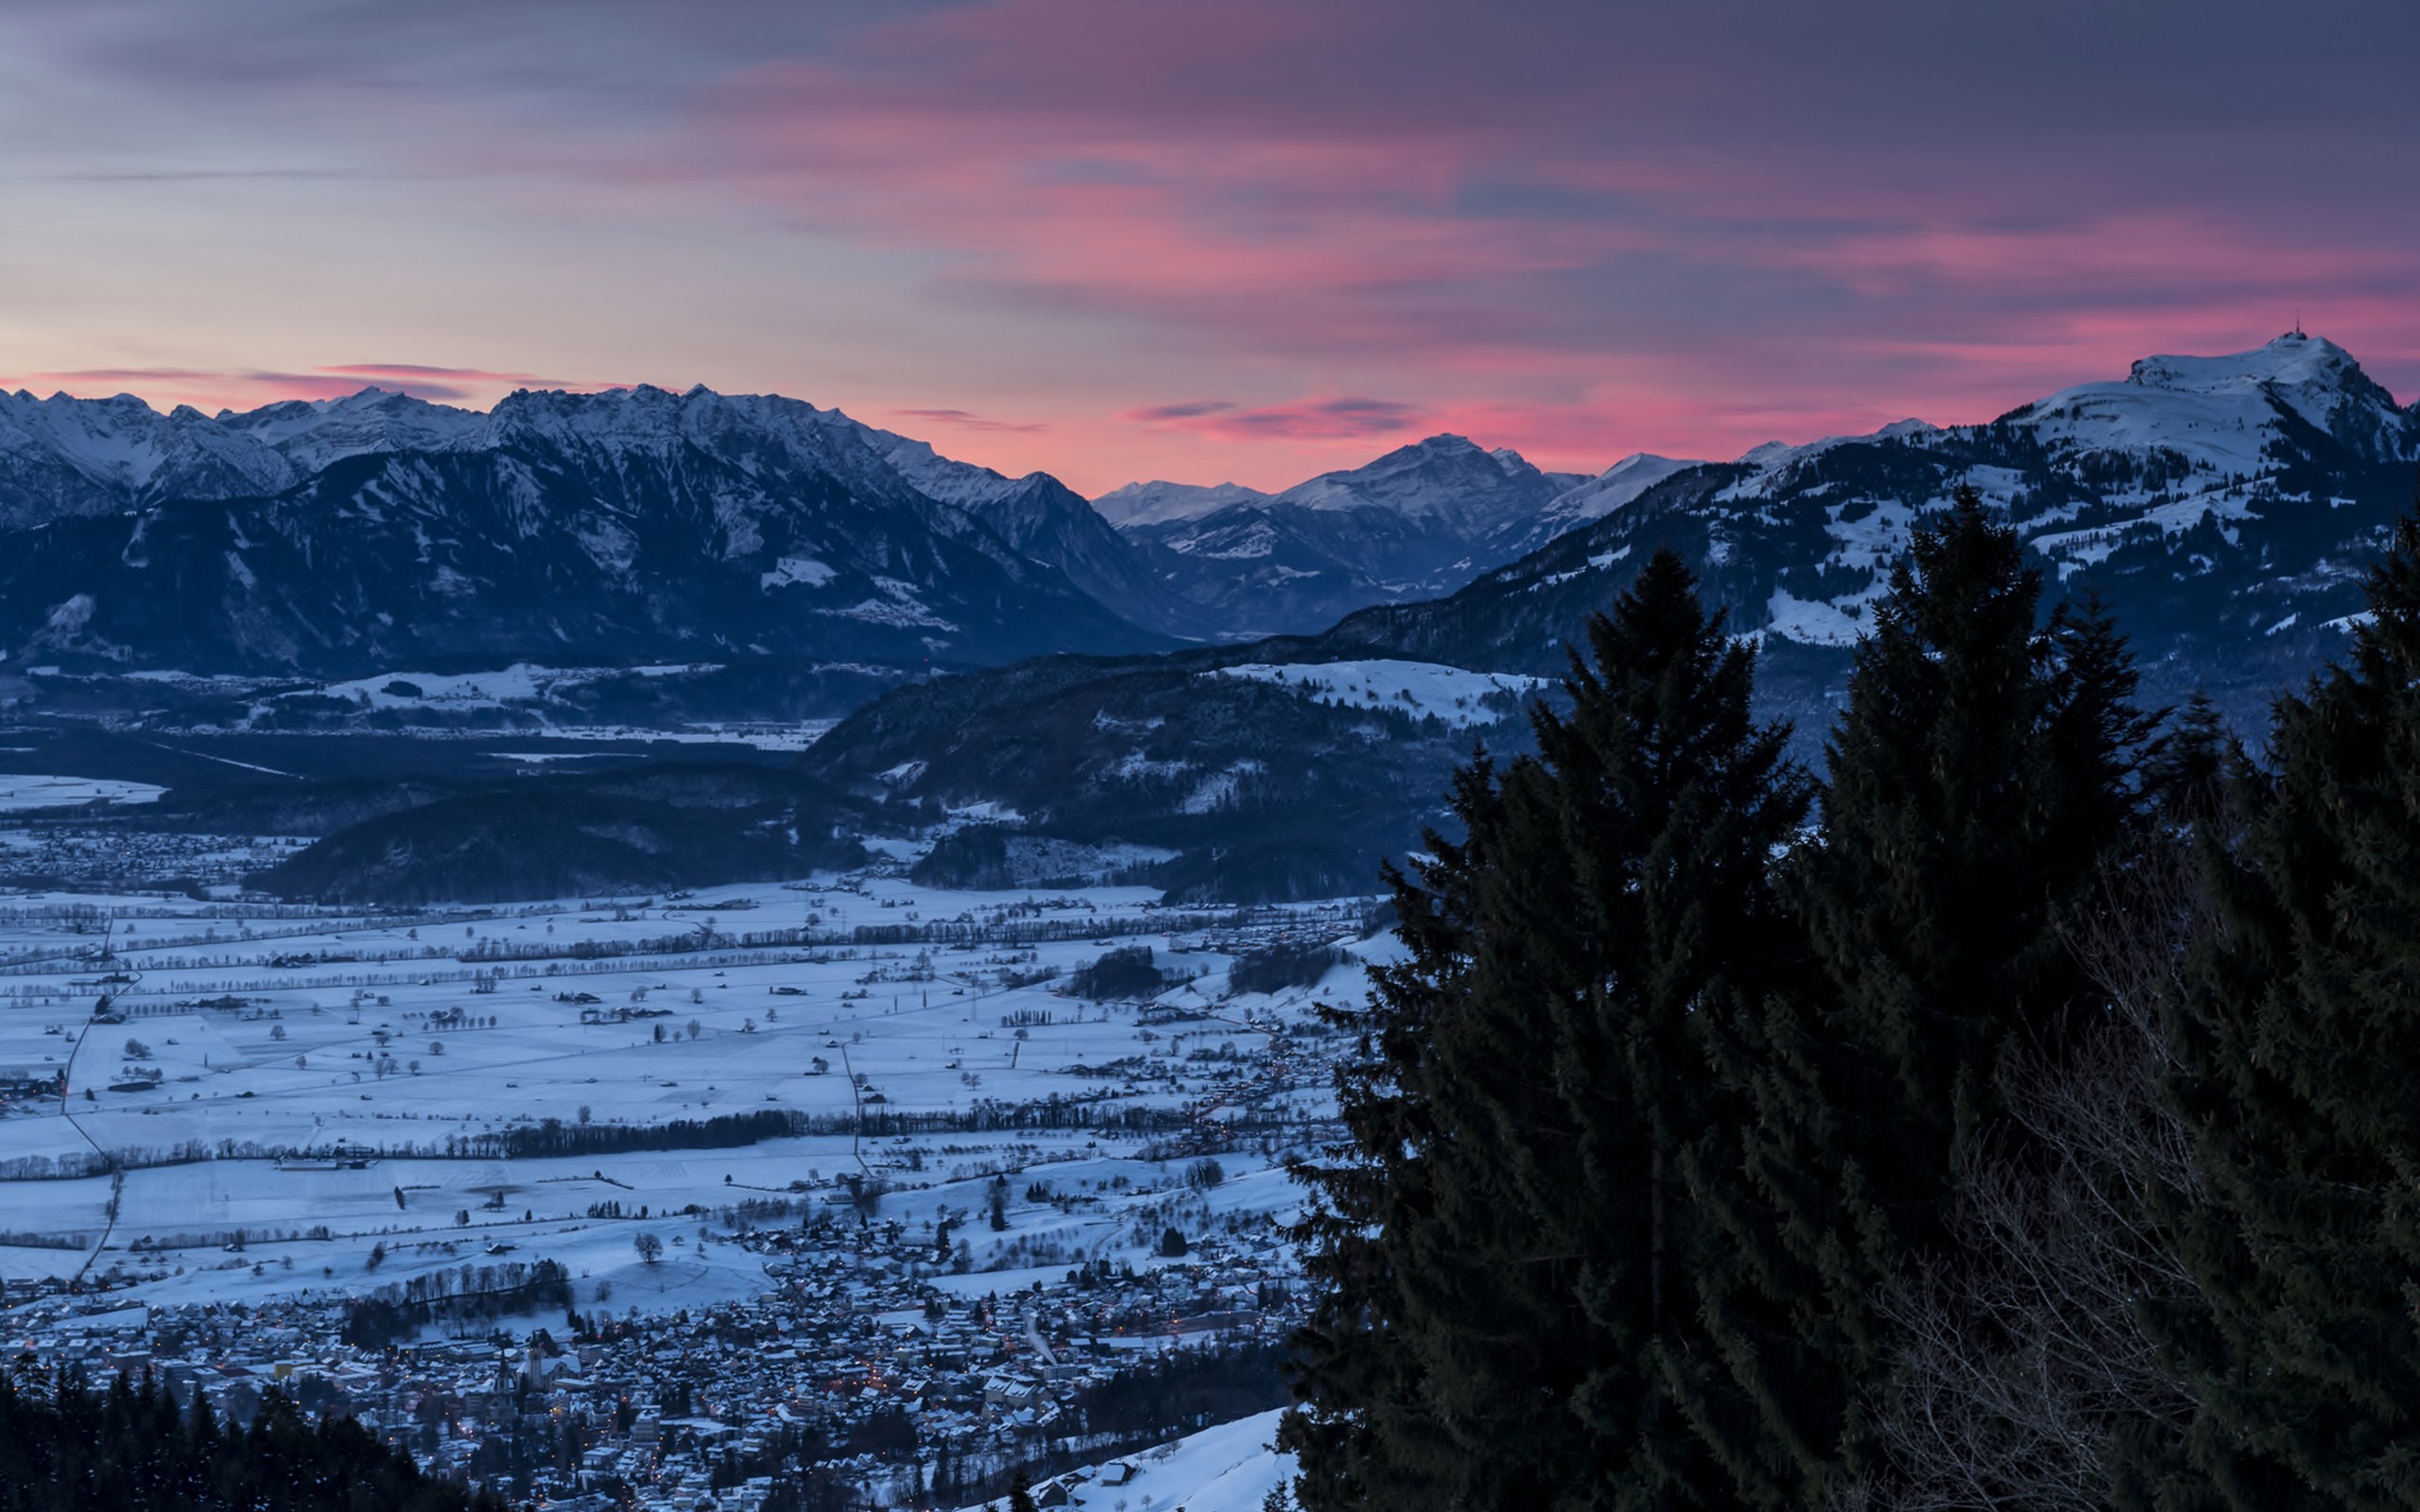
(6, 1152, 1307, 1510)
(0, 873, 1368, 1511)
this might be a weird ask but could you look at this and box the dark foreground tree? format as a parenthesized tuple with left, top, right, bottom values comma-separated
(1286, 549, 1810, 1512)
(2130, 512, 2420, 1512)
(0, 1368, 503, 1512)
(1682, 488, 2152, 1507)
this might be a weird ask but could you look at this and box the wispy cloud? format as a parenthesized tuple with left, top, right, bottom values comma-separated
(1126, 396, 1424, 440)
(892, 407, 1046, 435)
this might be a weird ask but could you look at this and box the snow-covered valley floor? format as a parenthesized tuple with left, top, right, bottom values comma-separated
(0, 865, 1375, 1506)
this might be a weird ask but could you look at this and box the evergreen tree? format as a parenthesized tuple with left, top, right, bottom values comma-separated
(1682, 488, 2149, 1505)
(1287, 549, 1810, 1512)
(0, 1368, 503, 1512)
(2131, 511, 2420, 1511)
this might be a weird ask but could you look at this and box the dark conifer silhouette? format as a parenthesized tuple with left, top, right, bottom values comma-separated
(1287, 549, 1809, 1511)
(2133, 507, 2420, 1512)
(1676, 487, 2150, 1505)
(0, 1368, 503, 1512)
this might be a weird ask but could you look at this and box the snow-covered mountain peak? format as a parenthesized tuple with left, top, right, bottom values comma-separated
(2013, 331, 2412, 469)
(2127, 332, 2361, 397)
(220, 387, 487, 473)
(1092, 480, 1270, 528)
(1537, 453, 1703, 530)
(1270, 432, 1555, 524)
(1875, 418, 1939, 441)
(821, 412, 1028, 512)
(0, 387, 297, 509)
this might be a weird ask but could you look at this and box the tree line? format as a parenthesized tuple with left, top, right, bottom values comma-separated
(1284, 488, 2420, 1511)
(0, 1369, 503, 1512)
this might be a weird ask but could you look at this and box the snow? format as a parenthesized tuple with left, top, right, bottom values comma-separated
(1092, 481, 1271, 529)
(2126, 333, 2373, 430)
(1533, 544, 1633, 590)
(219, 388, 487, 473)
(0, 776, 165, 811)
(1209, 660, 1546, 728)
(1534, 454, 1701, 532)
(0, 870, 1374, 1315)
(951, 1408, 1295, 1512)
(1262, 435, 1558, 532)
(829, 578, 956, 629)
(1725, 419, 1939, 490)
(760, 557, 838, 591)
(1180, 762, 1263, 815)
(302, 664, 562, 710)
(1179, 521, 1278, 560)
(1684, 331, 2420, 624)
(0, 391, 295, 499)
(1763, 590, 1874, 646)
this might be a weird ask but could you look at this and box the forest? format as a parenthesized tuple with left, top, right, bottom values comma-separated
(0, 1371, 505, 1512)
(1284, 487, 2420, 1512)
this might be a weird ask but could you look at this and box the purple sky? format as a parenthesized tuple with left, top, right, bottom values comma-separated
(4, 0, 2415, 493)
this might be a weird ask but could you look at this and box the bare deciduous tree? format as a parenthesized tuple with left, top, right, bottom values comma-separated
(1858, 852, 2209, 1511)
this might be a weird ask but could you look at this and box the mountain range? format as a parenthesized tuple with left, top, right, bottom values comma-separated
(804, 332, 2420, 898)
(4, 332, 2416, 901)
(0, 385, 1663, 675)
(0, 385, 1162, 691)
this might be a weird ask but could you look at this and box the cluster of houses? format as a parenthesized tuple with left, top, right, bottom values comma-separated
(4, 1207, 1305, 1511)
(0, 823, 285, 891)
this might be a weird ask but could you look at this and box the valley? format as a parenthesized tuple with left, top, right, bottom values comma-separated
(0, 865, 1371, 1508)
(1, 331, 2417, 1512)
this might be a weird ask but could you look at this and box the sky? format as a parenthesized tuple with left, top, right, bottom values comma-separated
(2, 0, 2416, 496)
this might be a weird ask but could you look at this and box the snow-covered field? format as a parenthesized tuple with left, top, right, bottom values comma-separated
(0, 871, 1374, 1313)
(0, 776, 166, 811)
(0, 860, 1376, 1507)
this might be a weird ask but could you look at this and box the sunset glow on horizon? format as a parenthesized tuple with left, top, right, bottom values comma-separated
(4, 0, 2416, 495)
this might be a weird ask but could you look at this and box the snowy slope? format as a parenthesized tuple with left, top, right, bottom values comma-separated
(0, 391, 297, 524)
(1696, 333, 2419, 629)
(217, 388, 489, 473)
(1209, 659, 1546, 729)
(953, 1409, 1296, 1512)
(1115, 437, 1598, 635)
(1263, 433, 1563, 532)
(1093, 479, 1271, 527)
(1512, 452, 1704, 554)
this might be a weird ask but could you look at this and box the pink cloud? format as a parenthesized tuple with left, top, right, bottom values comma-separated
(891, 407, 1046, 435)
(1125, 397, 1426, 441)
(642, 0, 2420, 476)
(22, 2, 2420, 490)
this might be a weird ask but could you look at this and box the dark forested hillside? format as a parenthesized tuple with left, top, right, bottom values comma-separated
(804, 650, 1536, 902)
(253, 764, 873, 904)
